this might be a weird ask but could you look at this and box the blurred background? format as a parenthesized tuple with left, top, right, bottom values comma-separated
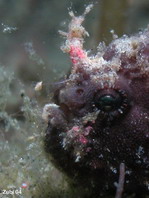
(0, 0, 149, 89)
(0, 0, 149, 197)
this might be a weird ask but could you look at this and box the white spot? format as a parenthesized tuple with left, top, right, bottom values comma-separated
(2, 23, 17, 33)
(110, 166, 117, 174)
(125, 170, 132, 175)
(42, 103, 59, 122)
(98, 154, 103, 159)
(34, 81, 43, 91)
(136, 146, 144, 158)
(144, 181, 149, 190)
(75, 154, 81, 162)
(106, 148, 111, 153)
(114, 182, 118, 187)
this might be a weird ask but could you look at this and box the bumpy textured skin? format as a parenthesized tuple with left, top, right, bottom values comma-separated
(43, 5, 149, 198)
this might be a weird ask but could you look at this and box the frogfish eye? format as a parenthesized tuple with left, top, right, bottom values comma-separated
(94, 89, 129, 115)
(97, 94, 121, 112)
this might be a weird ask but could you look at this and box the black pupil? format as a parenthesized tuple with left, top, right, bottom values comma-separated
(97, 94, 120, 112)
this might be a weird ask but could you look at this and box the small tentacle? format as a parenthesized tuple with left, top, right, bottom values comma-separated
(115, 163, 125, 198)
(59, 5, 93, 71)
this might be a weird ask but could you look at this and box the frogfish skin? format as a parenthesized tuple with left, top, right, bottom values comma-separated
(42, 4, 149, 198)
